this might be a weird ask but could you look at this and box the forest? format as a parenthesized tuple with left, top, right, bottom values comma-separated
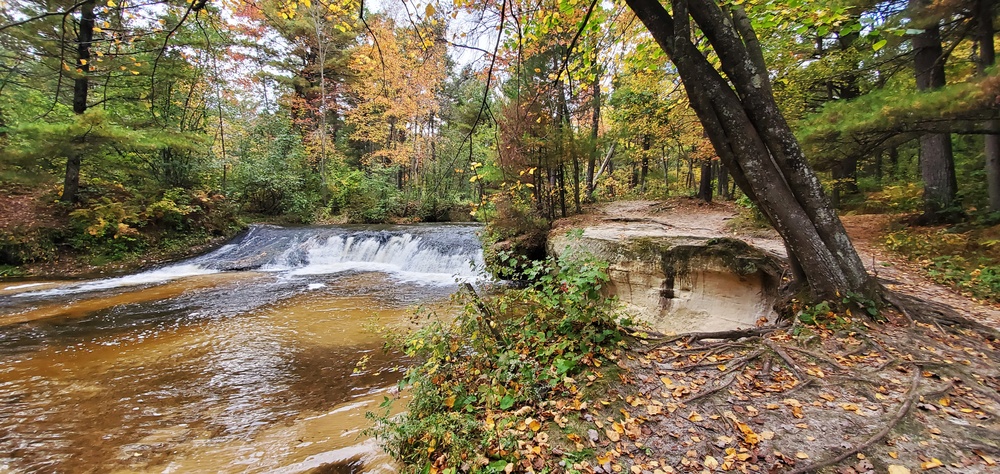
(0, 0, 998, 296)
(3, 0, 1000, 473)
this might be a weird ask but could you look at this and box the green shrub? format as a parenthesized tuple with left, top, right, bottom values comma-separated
(369, 250, 625, 473)
(480, 194, 550, 280)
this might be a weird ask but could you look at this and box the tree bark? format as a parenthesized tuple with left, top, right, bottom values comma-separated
(625, 0, 875, 301)
(912, 0, 960, 223)
(977, 0, 1000, 212)
(717, 159, 730, 200)
(62, 0, 96, 203)
(586, 79, 600, 201)
(697, 159, 712, 203)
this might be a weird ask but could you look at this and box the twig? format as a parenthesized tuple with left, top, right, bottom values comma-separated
(785, 345, 844, 370)
(763, 339, 804, 381)
(787, 370, 922, 474)
(460, 282, 507, 346)
(684, 373, 740, 404)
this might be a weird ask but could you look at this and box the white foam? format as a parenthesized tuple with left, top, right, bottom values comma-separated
(13, 264, 219, 298)
(2, 283, 47, 291)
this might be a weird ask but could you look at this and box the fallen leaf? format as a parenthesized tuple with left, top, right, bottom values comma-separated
(974, 449, 997, 466)
(889, 451, 899, 459)
(605, 428, 620, 442)
(526, 417, 541, 432)
(688, 411, 704, 422)
(920, 458, 943, 469)
(888, 465, 911, 474)
(760, 430, 775, 440)
(444, 395, 456, 408)
(704, 456, 719, 469)
(795, 452, 809, 459)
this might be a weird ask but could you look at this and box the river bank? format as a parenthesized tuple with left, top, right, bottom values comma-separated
(381, 199, 1000, 474)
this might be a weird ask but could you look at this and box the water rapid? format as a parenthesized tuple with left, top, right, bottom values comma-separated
(0, 224, 483, 473)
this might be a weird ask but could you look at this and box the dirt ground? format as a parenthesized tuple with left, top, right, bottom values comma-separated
(552, 199, 1000, 474)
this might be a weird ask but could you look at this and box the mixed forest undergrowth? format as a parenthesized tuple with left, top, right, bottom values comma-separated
(370, 199, 1000, 474)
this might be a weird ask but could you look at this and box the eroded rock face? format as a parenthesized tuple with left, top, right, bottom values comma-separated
(548, 229, 784, 334)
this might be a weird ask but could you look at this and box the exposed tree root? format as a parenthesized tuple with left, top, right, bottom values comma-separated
(786, 370, 922, 474)
(657, 326, 781, 346)
(884, 290, 1000, 340)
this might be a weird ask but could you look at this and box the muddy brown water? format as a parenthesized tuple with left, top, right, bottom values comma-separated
(0, 225, 483, 473)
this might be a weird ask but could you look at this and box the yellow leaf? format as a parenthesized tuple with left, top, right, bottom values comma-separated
(444, 395, 456, 408)
(526, 417, 541, 432)
(938, 398, 951, 407)
(889, 451, 899, 459)
(888, 466, 911, 474)
(920, 458, 943, 469)
(795, 452, 809, 459)
(703, 456, 719, 469)
(605, 428, 620, 442)
(107, 0, 116, 6)
(688, 411, 703, 422)
(425, 3, 435, 17)
(485, 413, 495, 429)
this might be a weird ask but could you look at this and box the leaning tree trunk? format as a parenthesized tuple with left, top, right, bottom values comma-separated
(62, 0, 96, 204)
(912, 0, 960, 223)
(624, 0, 876, 302)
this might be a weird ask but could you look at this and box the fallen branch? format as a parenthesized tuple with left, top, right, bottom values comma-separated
(657, 326, 781, 346)
(787, 369, 922, 474)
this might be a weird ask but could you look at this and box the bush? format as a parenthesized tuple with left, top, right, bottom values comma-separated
(884, 224, 1000, 302)
(369, 250, 625, 473)
(480, 194, 550, 280)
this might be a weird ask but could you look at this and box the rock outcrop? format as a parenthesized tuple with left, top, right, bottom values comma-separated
(548, 225, 785, 334)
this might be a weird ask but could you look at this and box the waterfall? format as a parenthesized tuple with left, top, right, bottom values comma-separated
(14, 224, 485, 298)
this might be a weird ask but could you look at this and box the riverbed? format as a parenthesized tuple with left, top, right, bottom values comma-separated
(0, 224, 484, 473)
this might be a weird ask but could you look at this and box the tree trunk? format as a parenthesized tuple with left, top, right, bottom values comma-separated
(717, 159, 730, 200)
(586, 79, 600, 200)
(62, 0, 96, 203)
(624, 0, 875, 301)
(977, 0, 1000, 212)
(912, 0, 960, 223)
(697, 159, 712, 202)
(639, 135, 651, 193)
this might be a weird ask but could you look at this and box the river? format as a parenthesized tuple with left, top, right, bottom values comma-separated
(0, 224, 484, 473)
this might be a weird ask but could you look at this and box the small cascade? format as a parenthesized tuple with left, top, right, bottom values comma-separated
(14, 224, 485, 298)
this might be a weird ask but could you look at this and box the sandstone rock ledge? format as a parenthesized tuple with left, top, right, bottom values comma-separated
(548, 226, 785, 334)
